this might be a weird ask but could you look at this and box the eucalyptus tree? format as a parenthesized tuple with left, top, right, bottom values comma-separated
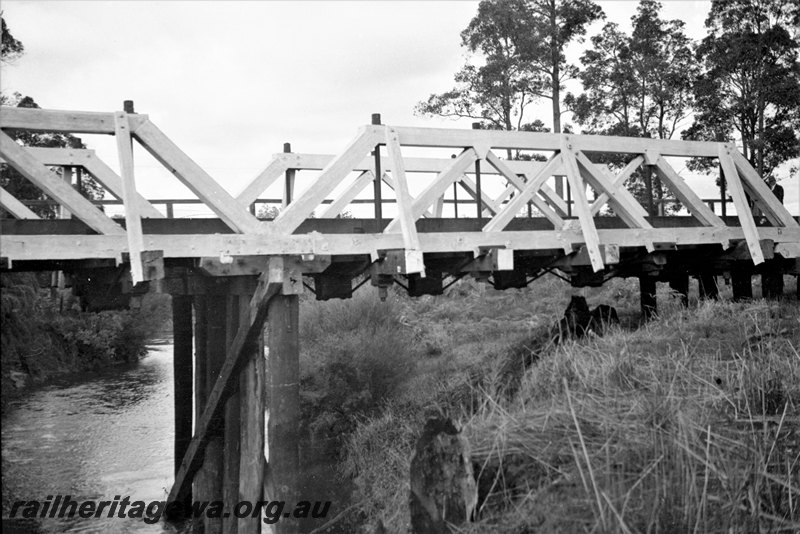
(683, 0, 800, 181)
(565, 0, 698, 211)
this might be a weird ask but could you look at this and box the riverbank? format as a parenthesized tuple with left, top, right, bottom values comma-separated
(0, 273, 171, 411)
(298, 274, 799, 532)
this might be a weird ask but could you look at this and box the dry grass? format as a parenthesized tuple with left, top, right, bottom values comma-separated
(339, 276, 800, 533)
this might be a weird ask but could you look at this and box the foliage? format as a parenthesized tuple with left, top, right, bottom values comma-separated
(299, 291, 419, 448)
(416, 0, 602, 135)
(566, 0, 698, 212)
(415, 0, 541, 132)
(0, 15, 23, 64)
(1, 273, 170, 395)
(683, 0, 800, 180)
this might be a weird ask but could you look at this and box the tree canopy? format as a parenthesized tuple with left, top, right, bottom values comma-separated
(683, 0, 800, 180)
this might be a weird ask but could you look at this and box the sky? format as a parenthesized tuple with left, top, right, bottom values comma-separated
(1, 0, 797, 217)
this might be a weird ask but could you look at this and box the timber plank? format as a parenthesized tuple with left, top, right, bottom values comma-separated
(0, 186, 40, 219)
(561, 140, 604, 272)
(718, 148, 764, 264)
(0, 106, 146, 134)
(115, 112, 145, 283)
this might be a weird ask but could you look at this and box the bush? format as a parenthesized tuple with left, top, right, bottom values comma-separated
(1, 273, 171, 394)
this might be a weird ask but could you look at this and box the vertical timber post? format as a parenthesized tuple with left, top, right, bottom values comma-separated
(472, 123, 482, 224)
(645, 166, 655, 217)
(639, 275, 657, 320)
(238, 292, 266, 534)
(223, 293, 242, 534)
(720, 166, 727, 217)
(192, 293, 208, 531)
(199, 286, 227, 534)
(372, 113, 383, 228)
(172, 294, 194, 508)
(731, 265, 753, 302)
(268, 292, 301, 534)
(283, 143, 295, 209)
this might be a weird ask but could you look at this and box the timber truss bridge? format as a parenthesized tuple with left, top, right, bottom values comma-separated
(1, 105, 798, 532)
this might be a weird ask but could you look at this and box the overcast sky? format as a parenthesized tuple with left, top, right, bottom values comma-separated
(1, 0, 797, 216)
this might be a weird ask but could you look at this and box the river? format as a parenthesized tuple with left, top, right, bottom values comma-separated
(2, 341, 187, 533)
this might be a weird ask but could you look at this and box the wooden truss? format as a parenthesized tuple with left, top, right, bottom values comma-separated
(1, 107, 799, 281)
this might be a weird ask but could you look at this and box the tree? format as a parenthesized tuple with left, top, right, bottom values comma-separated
(518, 0, 604, 135)
(683, 0, 800, 181)
(1, 14, 24, 65)
(416, 0, 602, 136)
(415, 0, 542, 132)
(566, 0, 698, 212)
(0, 16, 103, 218)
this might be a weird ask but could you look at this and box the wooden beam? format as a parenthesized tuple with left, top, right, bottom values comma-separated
(259, 151, 565, 176)
(237, 294, 265, 534)
(223, 295, 241, 534)
(235, 157, 289, 207)
(575, 151, 651, 229)
(115, 112, 146, 283)
(172, 295, 194, 492)
(4, 226, 799, 261)
(394, 125, 724, 157)
(267, 293, 301, 534)
(653, 156, 726, 227)
(384, 126, 423, 273)
(272, 129, 380, 234)
(482, 154, 563, 232)
(167, 259, 286, 506)
(730, 150, 799, 229)
(0, 106, 146, 134)
(384, 148, 477, 233)
(718, 148, 764, 264)
(319, 170, 374, 218)
(561, 139, 604, 272)
(133, 119, 263, 234)
(0, 186, 40, 219)
(0, 130, 125, 235)
(590, 156, 645, 216)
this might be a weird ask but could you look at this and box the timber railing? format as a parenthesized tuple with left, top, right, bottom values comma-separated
(1, 106, 798, 282)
